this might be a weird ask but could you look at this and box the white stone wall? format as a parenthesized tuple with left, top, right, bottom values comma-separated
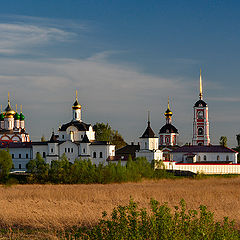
(162, 161, 240, 174)
(32, 144, 48, 160)
(172, 152, 237, 163)
(10, 148, 32, 171)
(136, 150, 163, 163)
(59, 141, 79, 163)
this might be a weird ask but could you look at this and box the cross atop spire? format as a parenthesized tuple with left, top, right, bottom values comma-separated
(147, 110, 150, 127)
(199, 68, 203, 100)
(76, 89, 78, 100)
(8, 92, 10, 103)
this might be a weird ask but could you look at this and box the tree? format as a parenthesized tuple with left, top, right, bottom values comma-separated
(26, 152, 49, 183)
(49, 154, 71, 183)
(93, 123, 112, 142)
(0, 149, 12, 181)
(93, 122, 126, 149)
(112, 130, 126, 149)
(219, 136, 227, 147)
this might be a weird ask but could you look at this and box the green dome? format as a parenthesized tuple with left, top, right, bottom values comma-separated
(14, 112, 20, 120)
(0, 113, 4, 121)
(20, 112, 25, 120)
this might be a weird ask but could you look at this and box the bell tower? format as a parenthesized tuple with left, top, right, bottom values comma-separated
(192, 69, 210, 146)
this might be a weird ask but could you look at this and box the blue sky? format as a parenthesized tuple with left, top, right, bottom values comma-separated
(0, 1, 239, 146)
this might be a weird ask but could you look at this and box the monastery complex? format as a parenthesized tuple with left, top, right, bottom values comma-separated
(0, 71, 239, 175)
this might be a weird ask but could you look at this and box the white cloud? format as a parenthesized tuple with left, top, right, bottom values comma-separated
(0, 23, 75, 55)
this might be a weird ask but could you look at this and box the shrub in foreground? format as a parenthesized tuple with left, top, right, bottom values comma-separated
(62, 199, 239, 240)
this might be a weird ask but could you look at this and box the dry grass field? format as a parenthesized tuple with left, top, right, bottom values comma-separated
(0, 177, 240, 233)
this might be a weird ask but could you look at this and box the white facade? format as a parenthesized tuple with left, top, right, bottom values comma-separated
(162, 161, 240, 175)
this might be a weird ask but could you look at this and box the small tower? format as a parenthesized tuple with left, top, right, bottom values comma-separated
(159, 97, 178, 146)
(139, 111, 159, 150)
(192, 69, 210, 146)
(72, 90, 82, 122)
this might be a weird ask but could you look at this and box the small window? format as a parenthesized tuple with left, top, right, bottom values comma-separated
(204, 155, 207, 161)
(19, 164, 21, 169)
(43, 152, 46, 158)
(198, 156, 201, 161)
(68, 148, 70, 153)
(26, 154, 29, 159)
(93, 152, 96, 158)
(100, 152, 103, 158)
(12, 154, 14, 159)
(217, 155, 220, 161)
(198, 128, 203, 135)
(19, 154, 21, 159)
(51, 148, 54, 153)
(83, 148, 85, 153)
(226, 155, 229, 161)
(71, 148, 73, 153)
(75, 112, 77, 118)
(81, 135, 83, 138)
(65, 148, 67, 153)
(62, 135, 64, 139)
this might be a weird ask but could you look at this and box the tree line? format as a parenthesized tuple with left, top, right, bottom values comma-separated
(25, 153, 173, 184)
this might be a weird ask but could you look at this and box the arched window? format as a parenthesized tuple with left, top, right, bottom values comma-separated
(204, 155, 207, 161)
(217, 155, 220, 161)
(93, 152, 96, 158)
(226, 155, 229, 161)
(99, 152, 103, 158)
(198, 156, 201, 161)
(198, 128, 203, 135)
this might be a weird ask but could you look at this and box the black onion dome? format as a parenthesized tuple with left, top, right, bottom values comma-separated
(159, 124, 178, 134)
(194, 99, 207, 107)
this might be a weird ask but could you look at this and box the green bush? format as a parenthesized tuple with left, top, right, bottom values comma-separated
(26, 156, 175, 184)
(61, 199, 239, 239)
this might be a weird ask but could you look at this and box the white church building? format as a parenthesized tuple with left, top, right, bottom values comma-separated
(0, 92, 115, 171)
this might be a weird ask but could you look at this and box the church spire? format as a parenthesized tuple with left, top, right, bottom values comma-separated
(147, 110, 150, 127)
(199, 68, 203, 100)
(165, 97, 173, 124)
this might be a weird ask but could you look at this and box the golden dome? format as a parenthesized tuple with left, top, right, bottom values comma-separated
(4, 93, 15, 118)
(72, 90, 81, 110)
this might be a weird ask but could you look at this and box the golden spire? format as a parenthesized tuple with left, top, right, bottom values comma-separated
(167, 96, 170, 110)
(76, 89, 78, 100)
(8, 92, 10, 103)
(199, 68, 203, 100)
